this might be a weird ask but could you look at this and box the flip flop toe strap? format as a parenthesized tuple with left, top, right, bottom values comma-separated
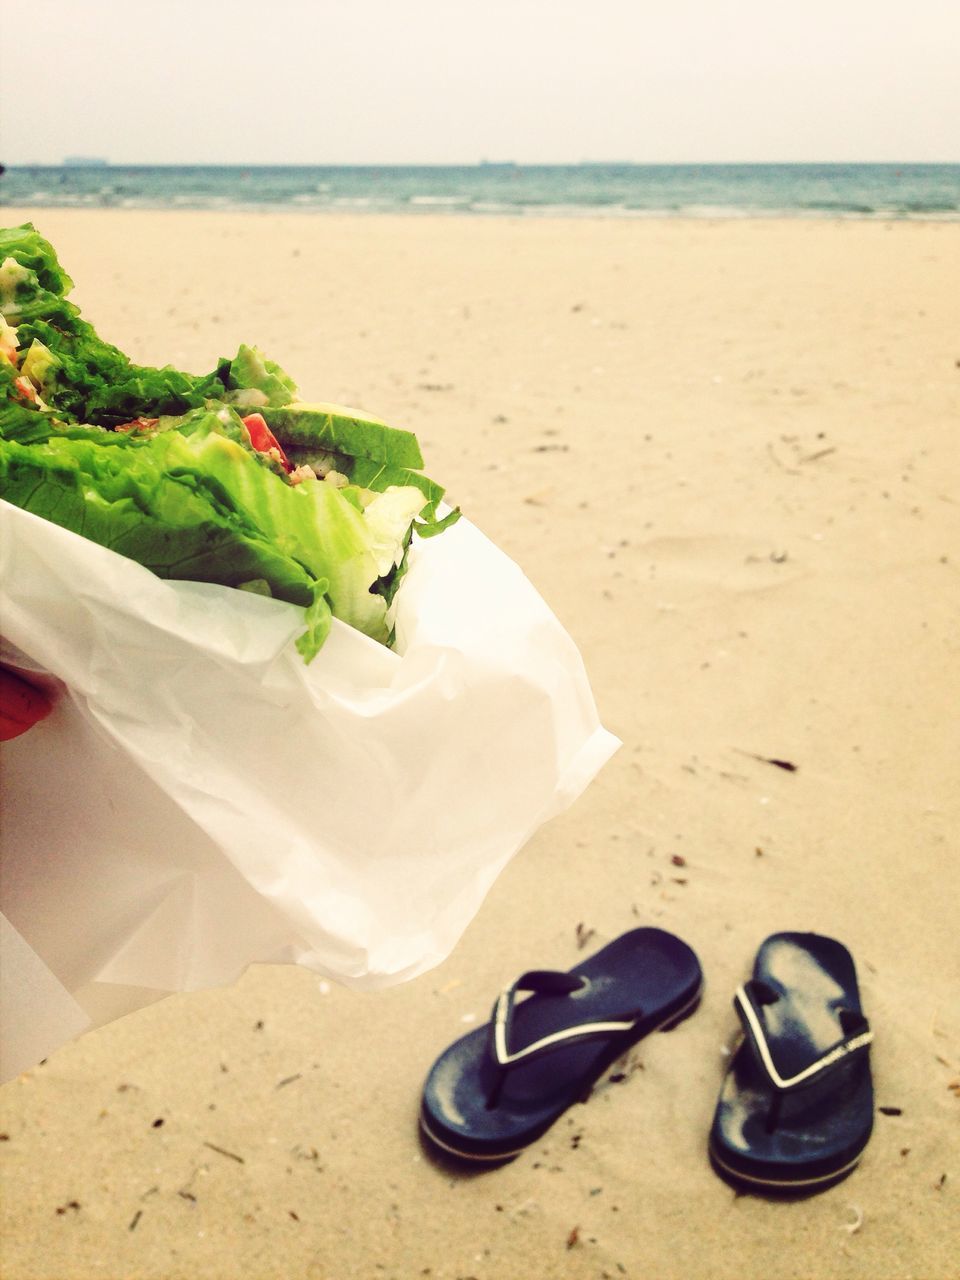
(484, 969, 639, 1107)
(734, 979, 873, 1095)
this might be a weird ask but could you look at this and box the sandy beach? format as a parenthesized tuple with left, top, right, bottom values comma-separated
(1, 208, 958, 1279)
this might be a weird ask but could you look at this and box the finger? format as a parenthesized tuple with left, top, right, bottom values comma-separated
(0, 667, 54, 741)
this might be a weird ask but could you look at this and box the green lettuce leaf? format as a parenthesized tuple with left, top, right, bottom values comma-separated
(226, 344, 298, 407)
(0, 224, 455, 660)
(0, 224, 75, 298)
(2, 223, 228, 425)
(345, 455, 460, 535)
(0, 409, 425, 656)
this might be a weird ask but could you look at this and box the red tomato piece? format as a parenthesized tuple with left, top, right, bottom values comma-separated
(13, 376, 39, 404)
(242, 413, 292, 472)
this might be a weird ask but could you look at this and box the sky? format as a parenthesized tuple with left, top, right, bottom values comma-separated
(2, 0, 959, 166)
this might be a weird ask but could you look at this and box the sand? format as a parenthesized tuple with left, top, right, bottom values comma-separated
(1, 208, 958, 1280)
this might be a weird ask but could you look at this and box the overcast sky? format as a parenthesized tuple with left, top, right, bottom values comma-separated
(2, 0, 958, 166)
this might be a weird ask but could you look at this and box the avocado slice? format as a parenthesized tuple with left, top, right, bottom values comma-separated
(259, 402, 424, 470)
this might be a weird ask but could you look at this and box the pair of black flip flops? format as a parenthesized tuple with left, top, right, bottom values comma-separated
(419, 927, 874, 1194)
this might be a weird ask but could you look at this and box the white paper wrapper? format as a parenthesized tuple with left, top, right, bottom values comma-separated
(0, 498, 618, 1077)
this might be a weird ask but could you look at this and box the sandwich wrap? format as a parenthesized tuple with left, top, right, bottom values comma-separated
(0, 226, 619, 1079)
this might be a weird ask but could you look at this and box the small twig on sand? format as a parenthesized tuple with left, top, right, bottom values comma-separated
(203, 1141, 245, 1164)
(801, 446, 838, 464)
(733, 748, 799, 773)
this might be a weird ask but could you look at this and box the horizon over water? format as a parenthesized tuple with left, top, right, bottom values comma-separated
(2, 162, 958, 220)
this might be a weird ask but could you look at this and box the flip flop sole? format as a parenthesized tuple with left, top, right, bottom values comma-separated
(709, 932, 873, 1195)
(708, 1138, 868, 1193)
(420, 929, 703, 1164)
(419, 1113, 531, 1164)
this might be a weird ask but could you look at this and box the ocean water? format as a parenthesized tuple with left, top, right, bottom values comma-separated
(2, 163, 958, 220)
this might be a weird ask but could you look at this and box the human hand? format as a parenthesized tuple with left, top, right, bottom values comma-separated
(0, 666, 54, 740)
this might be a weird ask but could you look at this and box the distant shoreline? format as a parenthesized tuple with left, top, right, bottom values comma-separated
(6, 160, 958, 168)
(3, 162, 958, 221)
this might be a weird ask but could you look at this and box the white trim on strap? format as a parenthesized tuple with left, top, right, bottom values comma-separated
(492, 989, 634, 1067)
(734, 984, 873, 1091)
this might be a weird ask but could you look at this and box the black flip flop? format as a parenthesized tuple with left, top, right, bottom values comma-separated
(709, 932, 874, 1194)
(419, 927, 703, 1163)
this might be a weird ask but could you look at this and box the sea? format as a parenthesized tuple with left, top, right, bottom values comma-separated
(2, 163, 958, 220)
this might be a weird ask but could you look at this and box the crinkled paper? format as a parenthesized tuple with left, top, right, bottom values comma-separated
(0, 499, 618, 1079)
